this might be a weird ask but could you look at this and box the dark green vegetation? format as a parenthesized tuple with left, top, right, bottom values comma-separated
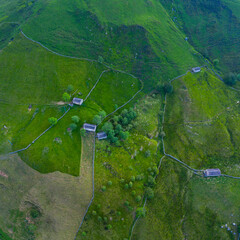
(0, 34, 140, 176)
(161, 0, 240, 75)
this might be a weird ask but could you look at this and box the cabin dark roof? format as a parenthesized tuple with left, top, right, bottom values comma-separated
(204, 169, 221, 177)
(97, 132, 107, 140)
(83, 123, 97, 132)
(73, 98, 83, 105)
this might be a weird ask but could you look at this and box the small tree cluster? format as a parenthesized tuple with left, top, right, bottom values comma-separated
(68, 115, 80, 133)
(102, 108, 137, 144)
(223, 72, 240, 86)
(93, 110, 107, 125)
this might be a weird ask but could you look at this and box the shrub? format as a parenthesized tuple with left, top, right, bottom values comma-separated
(99, 110, 106, 119)
(92, 210, 97, 216)
(153, 166, 159, 175)
(147, 167, 152, 172)
(129, 182, 133, 188)
(124, 201, 129, 206)
(108, 181, 112, 186)
(120, 179, 125, 183)
(62, 92, 71, 102)
(71, 115, 80, 123)
(131, 176, 135, 182)
(136, 175, 142, 181)
(132, 190, 136, 196)
(148, 175, 156, 187)
(107, 224, 112, 230)
(163, 82, 173, 94)
(97, 204, 101, 209)
(98, 216, 102, 222)
(128, 206, 134, 211)
(103, 217, 108, 223)
(213, 59, 219, 66)
(124, 184, 129, 189)
(102, 122, 113, 134)
(82, 232, 87, 236)
(160, 131, 166, 138)
(117, 211, 121, 216)
(102, 186, 107, 192)
(48, 117, 58, 126)
(67, 84, 74, 93)
(136, 195, 141, 202)
(98, 56, 104, 63)
(120, 131, 130, 140)
(93, 115, 101, 125)
(145, 150, 151, 158)
(80, 128, 86, 137)
(136, 207, 146, 218)
(69, 123, 77, 131)
(223, 72, 237, 86)
(145, 187, 154, 200)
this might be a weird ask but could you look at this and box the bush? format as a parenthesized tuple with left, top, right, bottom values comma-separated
(136, 175, 143, 181)
(92, 210, 97, 216)
(98, 216, 102, 222)
(67, 84, 74, 93)
(93, 115, 101, 125)
(213, 59, 219, 66)
(145, 187, 154, 199)
(80, 128, 86, 137)
(107, 224, 112, 230)
(136, 207, 146, 218)
(82, 232, 87, 236)
(107, 181, 112, 186)
(117, 211, 121, 216)
(98, 56, 104, 63)
(69, 123, 77, 131)
(223, 72, 237, 86)
(48, 117, 58, 126)
(131, 176, 135, 182)
(124, 201, 129, 206)
(148, 175, 156, 187)
(71, 115, 80, 123)
(99, 110, 106, 119)
(145, 150, 151, 158)
(160, 131, 166, 138)
(120, 179, 125, 183)
(129, 182, 133, 188)
(132, 190, 136, 196)
(163, 82, 173, 94)
(102, 186, 107, 192)
(136, 195, 141, 202)
(62, 92, 71, 102)
(124, 184, 129, 189)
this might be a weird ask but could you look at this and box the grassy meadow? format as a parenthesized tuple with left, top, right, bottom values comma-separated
(0, 34, 141, 176)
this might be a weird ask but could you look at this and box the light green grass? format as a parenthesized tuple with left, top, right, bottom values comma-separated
(0, 34, 140, 175)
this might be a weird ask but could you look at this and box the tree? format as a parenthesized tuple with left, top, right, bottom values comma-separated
(48, 117, 58, 126)
(120, 131, 129, 140)
(102, 122, 113, 134)
(69, 123, 77, 131)
(62, 92, 71, 102)
(71, 115, 80, 123)
(136, 195, 141, 202)
(136, 207, 146, 218)
(148, 175, 156, 187)
(80, 128, 86, 137)
(163, 82, 173, 94)
(107, 224, 112, 230)
(145, 150, 151, 158)
(213, 59, 219, 67)
(93, 115, 101, 125)
(99, 110, 106, 119)
(98, 56, 104, 63)
(223, 72, 237, 86)
(122, 117, 128, 125)
(67, 84, 74, 93)
(145, 187, 154, 199)
(115, 124, 122, 134)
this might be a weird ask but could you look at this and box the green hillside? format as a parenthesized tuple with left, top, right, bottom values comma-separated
(160, 0, 240, 74)
(19, 0, 201, 89)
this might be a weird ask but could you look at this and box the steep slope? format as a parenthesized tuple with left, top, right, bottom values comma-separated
(160, 0, 240, 74)
(21, 0, 201, 89)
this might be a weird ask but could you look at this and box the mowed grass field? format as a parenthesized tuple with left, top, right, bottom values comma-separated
(0, 33, 141, 176)
(0, 132, 94, 240)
